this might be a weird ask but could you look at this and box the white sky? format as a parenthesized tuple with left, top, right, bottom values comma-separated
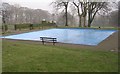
(2, 0, 119, 14)
(2, 0, 55, 13)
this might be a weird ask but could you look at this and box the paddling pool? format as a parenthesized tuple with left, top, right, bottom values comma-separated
(1, 28, 117, 46)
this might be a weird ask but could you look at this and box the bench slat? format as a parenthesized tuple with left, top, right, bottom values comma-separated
(40, 37, 56, 39)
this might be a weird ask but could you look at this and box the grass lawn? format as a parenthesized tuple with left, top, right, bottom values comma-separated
(2, 40, 118, 72)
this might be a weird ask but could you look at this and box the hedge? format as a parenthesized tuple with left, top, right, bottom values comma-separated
(14, 23, 57, 30)
(14, 24, 32, 30)
(2, 25, 8, 31)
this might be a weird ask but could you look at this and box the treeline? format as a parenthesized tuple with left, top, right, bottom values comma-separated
(2, 2, 51, 25)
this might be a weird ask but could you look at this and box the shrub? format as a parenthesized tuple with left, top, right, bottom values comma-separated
(2, 25, 8, 31)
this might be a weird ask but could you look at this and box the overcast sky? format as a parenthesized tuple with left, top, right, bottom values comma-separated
(2, 0, 119, 14)
(2, 0, 55, 13)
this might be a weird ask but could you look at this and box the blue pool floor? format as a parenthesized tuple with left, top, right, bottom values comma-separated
(1, 28, 117, 46)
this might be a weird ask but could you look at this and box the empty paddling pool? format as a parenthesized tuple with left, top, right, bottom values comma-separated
(1, 28, 117, 46)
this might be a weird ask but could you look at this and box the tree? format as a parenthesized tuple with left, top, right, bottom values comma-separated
(2, 3, 11, 32)
(2, 3, 10, 24)
(73, 0, 82, 27)
(52, 0, 70, 26)
(72, 0, 88, 27)
(87, 2, 108, 27)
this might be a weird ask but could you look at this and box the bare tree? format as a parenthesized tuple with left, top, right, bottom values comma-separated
(52, 0, 71, 26)
(72, 0, 88, 27)
(2, 3, 10, 24)
(73, 0, 82, 27)
(87, 2, 108, 27)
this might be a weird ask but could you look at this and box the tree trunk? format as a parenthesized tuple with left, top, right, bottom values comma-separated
(65, 6, 68, 26)
(88, 7, 92, 27)
(88, 10, 91, 27)
(79, 15, 81, 27)
(88, 10, 96, 27)
(83, 16, 86, 27)
(83, 5, 87, 27)
(78, 8, 81, 27)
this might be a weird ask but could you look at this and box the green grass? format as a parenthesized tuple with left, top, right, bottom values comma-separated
(2, 40, 118, 72)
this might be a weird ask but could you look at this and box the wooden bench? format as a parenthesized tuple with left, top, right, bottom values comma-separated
(40, 37, 57, 45)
